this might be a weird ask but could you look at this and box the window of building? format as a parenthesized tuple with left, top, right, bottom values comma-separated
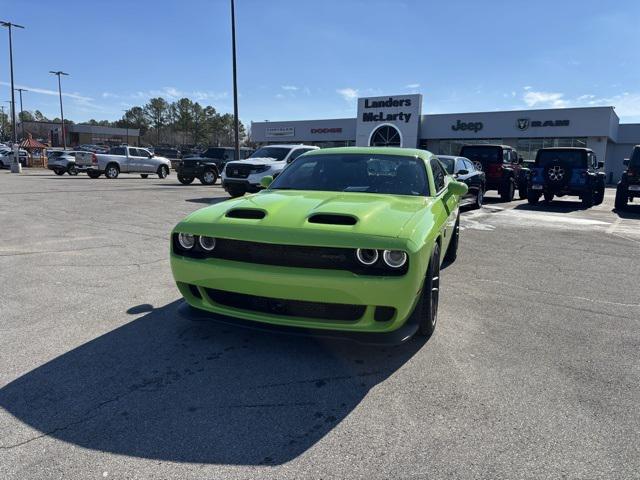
(516, 137, 587, 161)
(369, 125, 401, 147)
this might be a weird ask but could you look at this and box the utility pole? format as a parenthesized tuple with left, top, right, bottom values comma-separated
(0, 105, 5, 142)
(15, 87, 27, 140)
(1, 20, 25, 173)
(122, 109, 129, 145)
(230, 0, 240, 160)
(49, 70, 69, 149)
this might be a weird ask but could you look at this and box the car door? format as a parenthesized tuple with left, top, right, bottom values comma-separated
(123, 147, 140, 172)
(453, 158, 473, 200)
(430, 158, 458, 252)
(138, 148, 157, 172)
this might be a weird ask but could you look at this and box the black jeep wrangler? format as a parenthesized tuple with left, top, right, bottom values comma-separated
(176, 147, 253, 185)
(527, 147, 605, 207)
(615, 145, 640, 210)
(458, 144, 529, 201)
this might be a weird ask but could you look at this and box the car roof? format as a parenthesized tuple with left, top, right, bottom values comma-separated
(436, 155, 465, 160)
(261, 144, 318, 149)
(302, 146, 431, 158)
(460, 144, 513, 149)
(538, 147, 593, 153)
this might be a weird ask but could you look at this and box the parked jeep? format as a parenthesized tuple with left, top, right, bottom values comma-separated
(458, 144, 529, 201)
(176, 147, 253, 185)
(615, 145, 640, 210)
(527, 147, 605, 207)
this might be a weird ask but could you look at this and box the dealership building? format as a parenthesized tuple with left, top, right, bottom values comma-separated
(250, 94, 639, 183)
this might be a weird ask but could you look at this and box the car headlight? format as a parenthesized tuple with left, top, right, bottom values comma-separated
(198, 236, 216, 251)
(253, 165, 270, 173)
(382, 250, 407, 268)
(356, 248, 379, 265)
(178, 232, 195, 249)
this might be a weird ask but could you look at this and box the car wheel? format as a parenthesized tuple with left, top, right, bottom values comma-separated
(0, 160, 4, 169)
(54, 169, 65, 176)
(595, 187, 605, 205)
(615, 185, 628, 210)
(177, 174, 194, 185)
(473, 187, 484, 209)
(413, 243, 441, 338)
(500, 178, 515, 202)
(105, 164, 119, 179)
(527, 190, 540, 205)
(582, 188, 595, 208)
(157, 165, 169, 179)
(67, 165, 78, 176)
(227, 185, 245, 198)
(140, 174, 149, 179)
(199, 169, 218, 185)
(544, 192, 554, 203)
(87, 171, 101, 179)
(518, 181, 528, 200)
(444, 215, 459, 264)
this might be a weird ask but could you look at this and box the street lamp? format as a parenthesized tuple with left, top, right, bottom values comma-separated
(230, 0, 240, 160)
(15, 87, 27, 140)
(49, 70, 69, 149)
(1, 20, 25, 173)
(0, 105, 5, 141)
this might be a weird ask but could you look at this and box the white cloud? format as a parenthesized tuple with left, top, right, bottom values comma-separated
(405, 83, 420, 89)
(0, 81, 92, 102)
(275, 93, 285, 99)
(102, 92, 118, 99)
(281, 85, 298, 91)
(523, 85, 532, 91)
(522, 90, 569, 108)
(132, 87, 227, 102)
(337, 87, 359, 102)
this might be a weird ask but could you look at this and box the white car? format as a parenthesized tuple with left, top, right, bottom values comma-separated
(0, 148, 28, 169)
(221, 144, 319, 197)
(75, 146, 172, 179)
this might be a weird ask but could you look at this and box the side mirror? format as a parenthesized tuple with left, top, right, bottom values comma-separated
(260, 175, 274, 188)
(448, 180, 468, 196)
(456, 169, 469, 176)
(597, 161, 604, 169)
(623, 159, 630, 167)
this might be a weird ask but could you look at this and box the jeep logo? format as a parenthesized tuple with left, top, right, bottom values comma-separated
(451, 120, 483, 133)
(517, 118, 530, 131)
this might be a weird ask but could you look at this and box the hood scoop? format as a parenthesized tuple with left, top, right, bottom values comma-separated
(226, 209, 266, 219)
(308, 214, 357, 226)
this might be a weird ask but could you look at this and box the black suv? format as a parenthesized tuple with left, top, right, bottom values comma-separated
(176, 147, 253, 185)
(458, 144, 529, 201)
(154, 147, 182, 169)
(527, 147, 605, 207)
(615, 145, 640, 210)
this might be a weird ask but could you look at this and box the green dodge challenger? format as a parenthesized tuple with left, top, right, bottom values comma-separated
(170, 147, 467, 344)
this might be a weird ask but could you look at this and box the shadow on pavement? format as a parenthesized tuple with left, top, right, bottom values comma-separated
(0, 300, 424, 465)
(185, 197, 230, 205)
(513, 199, 589, 213)
(614, 204, 640, 218)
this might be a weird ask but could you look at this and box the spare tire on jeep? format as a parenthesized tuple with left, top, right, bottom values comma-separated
(546, 162, 570, 188)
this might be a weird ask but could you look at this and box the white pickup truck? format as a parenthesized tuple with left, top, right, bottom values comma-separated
(75, 146, 172, 179)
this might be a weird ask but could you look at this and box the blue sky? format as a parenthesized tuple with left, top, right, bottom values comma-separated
(2, 0, 639, 124)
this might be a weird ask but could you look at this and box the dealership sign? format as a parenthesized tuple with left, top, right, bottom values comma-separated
(361, 97, 413, 123)
(310, 127, 342, 134)
(266, 126, 295, 137)
(451, 120, 483, 133)
(355, 94, 422, 147)
(517, 118, 570, 131)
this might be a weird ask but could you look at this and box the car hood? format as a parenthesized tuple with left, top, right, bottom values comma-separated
(229, 157, 281, 165)
(175, 190, 433, 248)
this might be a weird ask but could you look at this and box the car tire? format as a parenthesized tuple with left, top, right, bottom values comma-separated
(444, 215, 459, 264)
(615, 185, 628, 210)
(0, 160, 4, 169)
(595, 186, 605, 205)
(413, 242, 441, 339)
(544, 192, 554, 203)
(54, 169, 65, 176)
(105, 163, 119, 179)
(527, 190, 540, 205)
(518, 181, 528, 200)
(199, 169, 218, 185)
(157, 165, 169, 179)
(87, 171, 101, 179)
(140, 174, 149, 179)
(500, 178, 515, 202)
(67, 165, 78, 176)
(178, 174, 194, 185)
(473, 187, 484, 209)
(582, 188, 595, 208)
(227, 185, 245, 198)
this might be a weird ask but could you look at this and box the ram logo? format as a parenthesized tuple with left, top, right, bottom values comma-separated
(517, 118, 530, 131)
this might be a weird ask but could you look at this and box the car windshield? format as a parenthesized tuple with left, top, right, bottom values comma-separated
(630, 147, 640, 168)
(438, 157, 455, 174)
(202, 148, 227, 159)
(536, 150, 587, 168)
(48, 151, 64, 159)
(269, 153, 429, 196)
(460, 146, 501, 164)
(250, 147, 289, 161)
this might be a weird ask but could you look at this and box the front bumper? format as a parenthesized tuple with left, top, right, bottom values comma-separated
(221, 178, 261, 192)
(170, 253, 424, 337)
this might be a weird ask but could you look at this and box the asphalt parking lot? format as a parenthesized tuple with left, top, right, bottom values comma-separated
(1, 170, 639, 480)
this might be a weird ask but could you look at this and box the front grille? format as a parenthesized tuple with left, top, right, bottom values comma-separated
(172, 235, 408, 276)
(225, 163, 253, 178)
(204, 288, 365, 321)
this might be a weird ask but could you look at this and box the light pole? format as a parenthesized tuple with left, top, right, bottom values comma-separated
(122, 109, 129, 145)
(230, 0, 240, 160)
(15, 87, 27, 140)
(0, 105, 5, 142)
(1, 20, 25, 173)
(49, 70, 69, 149)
